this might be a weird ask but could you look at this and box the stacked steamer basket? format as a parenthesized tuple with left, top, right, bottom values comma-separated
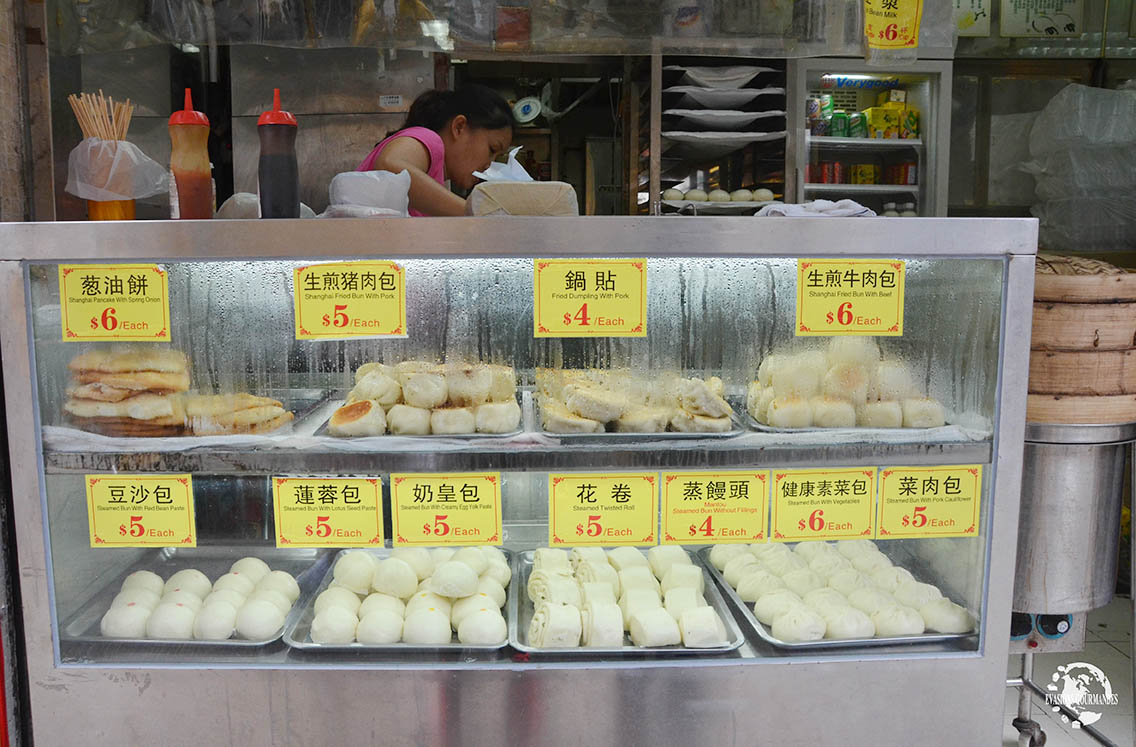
(1027, 254, 1136, 423)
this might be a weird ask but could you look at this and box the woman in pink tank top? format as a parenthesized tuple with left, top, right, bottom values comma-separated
(358, 85, 514, 216)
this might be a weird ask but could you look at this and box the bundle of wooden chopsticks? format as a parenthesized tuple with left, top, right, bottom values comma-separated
(68, 90, 134, 141)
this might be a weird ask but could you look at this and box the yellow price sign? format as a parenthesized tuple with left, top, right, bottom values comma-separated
(534, 258, 647, 337)
(661, 471, 768, 545)
(60, 264, 170, 342)
(771, 468, 876, 542)
(272, 477, 384, 548)
(390, 473, 502, 546)
(863, 0, 923, 49)
(86, 474, 195, 548)
(878, 465, 983, 539)
(294, 261, 406, 339)
(549, 472, 657, 547)
(796, 259, 905, 336)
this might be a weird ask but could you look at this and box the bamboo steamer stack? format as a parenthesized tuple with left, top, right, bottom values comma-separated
(1028, 254, 1136, 423)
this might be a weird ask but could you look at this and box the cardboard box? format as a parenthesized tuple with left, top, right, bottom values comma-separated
(862, 106, 901, 139)
(876, 89, 907, 106)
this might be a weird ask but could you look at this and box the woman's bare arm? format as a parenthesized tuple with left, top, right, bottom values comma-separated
(372, 136, 466, 216)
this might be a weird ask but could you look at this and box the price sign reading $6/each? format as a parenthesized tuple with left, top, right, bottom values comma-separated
(533, 259, 648, 337)
(390, 473, 502, 546)
(272, 477, 385, 548)
(549, 473, 657, 547)
(770, 468, 876, 542)
(293, 261, 407, 340)
(86, 474, 195, 548)
(661, 471, 769, 545)
(877, 465, 983, 539)
(60, 264, 171, 342)
(796, 259, 905, 337)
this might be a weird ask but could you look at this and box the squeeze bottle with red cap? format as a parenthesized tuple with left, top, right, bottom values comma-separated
(168, 88, 213, 219)
(257, 88, 299, 218)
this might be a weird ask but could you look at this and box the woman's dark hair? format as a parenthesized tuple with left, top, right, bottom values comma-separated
(403, 84, 515, 133)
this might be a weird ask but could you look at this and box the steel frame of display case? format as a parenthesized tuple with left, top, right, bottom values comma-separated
(0, 217, 1036, 745)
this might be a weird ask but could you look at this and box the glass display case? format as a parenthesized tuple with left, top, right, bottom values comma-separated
(0, 216, 1036, 744)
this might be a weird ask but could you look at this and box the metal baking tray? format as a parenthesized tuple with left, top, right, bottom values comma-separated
(284, 547, 514, 651)
(314, 392, 524, 439)
(510, 548, 744, 655)
(535, 398, 744, 442)
(698, 547, 977, 650)
(60, 546, 329, 647)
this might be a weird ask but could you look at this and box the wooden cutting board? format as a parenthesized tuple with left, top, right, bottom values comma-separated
(1032, 302, 1136, 351)
(1029, 349, 1136, 394)
(1027, 393, 1136, 424)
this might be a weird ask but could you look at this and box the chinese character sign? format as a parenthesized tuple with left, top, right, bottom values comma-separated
(86, 474, 195, 547)
(60, 264, 171, 341)
(661, 471, 769, 545)
(273, 477, 384, 547)
(771, 468, 876, 542)
(294, 261, 407, 339)
(796, 259, 905, 336)
(864, 0, 923, 49)
(549, 473, 657, 547)
(534, 259, 648, 337)
(878, 465, 982, 538)
(390, 473, 502, 546)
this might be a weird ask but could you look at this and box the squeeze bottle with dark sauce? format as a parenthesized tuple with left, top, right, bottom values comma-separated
(257, 88, 299, 218)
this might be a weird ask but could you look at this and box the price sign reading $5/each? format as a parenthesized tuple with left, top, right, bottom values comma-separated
(770, 468, 876, 542)
(796, 259, 905, 337)
(877, 465, 983, 539)
(272, 477, 385, 548)
(549, 473, 657, 547)
(390, 473, 502, 546)
(86, 474, 195, 548)
(661, 471, 769, 545)
(533, 259, 648, 337)
(60, 264, 170, 342)
(293, 261, 407, 340)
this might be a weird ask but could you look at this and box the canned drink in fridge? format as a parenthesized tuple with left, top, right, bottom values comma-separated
(832, 161, 847, 184)
(806, 97, 821, 119)
(820, 161, 835, 184)
(850, 164, 879, 184)
(848, 111, 867, 138)
(819, 94, 834, 119)
(809, 117, 829, 136)
(899, 161, 917, 185)
(806, 163, 819, 183)
(830, 111, 849, 137)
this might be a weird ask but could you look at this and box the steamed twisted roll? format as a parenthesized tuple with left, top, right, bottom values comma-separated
(528, 602, 581, 648)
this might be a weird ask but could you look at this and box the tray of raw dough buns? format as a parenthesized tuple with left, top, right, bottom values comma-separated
(61, 547, 328, 647)
(534, 398, 744, 442)
(314, 391, 524, 439)
(284, 547, 515, 651)
(700, 543, 978, 650)
(510, 547, 744, 655)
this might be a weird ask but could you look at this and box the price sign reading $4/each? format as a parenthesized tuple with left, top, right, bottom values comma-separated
(549, 473, 657, 547)
(272, 477, 385, 548)
(770, 468, 876, 542)
(661, 471, 769, 545)
(796, 259, 905, 337)
(533, 259, 648, 337)
(86, 474, 195, 548)
(60, 264, 171, 342)
(293, 261, 407, 340)
(390, 473, 502, 546)
(877, 465, 983, 539)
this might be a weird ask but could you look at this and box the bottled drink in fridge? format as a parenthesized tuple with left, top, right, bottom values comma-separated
(257, 88, 299, 219)
(168, 88, 213, 219)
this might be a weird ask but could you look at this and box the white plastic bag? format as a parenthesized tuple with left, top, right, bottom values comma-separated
(323, 169, 410, 217)
(216, 192, 316, 219)
(473, 146, 533, 182)
(65, 137, 168, 201)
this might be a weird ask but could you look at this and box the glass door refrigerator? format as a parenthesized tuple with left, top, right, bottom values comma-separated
(787, 59, 952, 216)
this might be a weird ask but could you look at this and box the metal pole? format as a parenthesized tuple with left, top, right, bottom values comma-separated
(1018, 653, 1033, 747)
